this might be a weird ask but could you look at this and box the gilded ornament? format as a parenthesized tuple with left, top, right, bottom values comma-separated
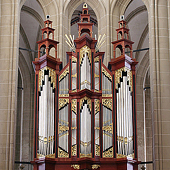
(102, 124, 113, 134)
(39, 66, 56, 91)
(59, 98, 69, 110)
(102, 99, 112, 110)
(80, 153, 92, 158)
(72, 145, 77, 156)
(95, 145, 100, 156)
(102, 67, 112, 81)
(116, 153, 134, 158)
(94, 56, 99, 62)
(80, 45, 91, 64)
(59, 67, 69, 82)
(95, 99, 100, 114)
(103, 147, 113, 158)
(102, 94, 112, 97)
(92, 164, 100, 169)
(115, 67, 133, 91)
(59, 94, 69, 97)
(71, 165, 80, 169)
(72, 99, 77, 113)
(72, 73, 77, 78)
(72, 56, 77, 63)
(58, 148, 69, 158)
(58, 124, 69, 134)
(37, 153, 45, 158)
(46, 153, 55, 158)
(80, 97, 91, 112)
(95, 73, 99, 78)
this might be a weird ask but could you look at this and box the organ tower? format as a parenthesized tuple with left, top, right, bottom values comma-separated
(31, 3, 140, 170)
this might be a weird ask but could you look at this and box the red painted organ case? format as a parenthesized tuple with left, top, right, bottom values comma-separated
(31, 3, 140, 170)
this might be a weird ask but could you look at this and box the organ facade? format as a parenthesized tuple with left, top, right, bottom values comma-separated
(31, 3, 140, 170)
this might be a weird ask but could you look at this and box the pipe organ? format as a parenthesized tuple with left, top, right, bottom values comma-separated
(31, 3, 140, 170)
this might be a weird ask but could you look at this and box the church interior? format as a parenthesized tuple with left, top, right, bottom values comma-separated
(0, 0, 169, 170)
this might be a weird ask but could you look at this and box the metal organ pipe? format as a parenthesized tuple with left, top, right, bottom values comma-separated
(117, 73, 133, 157)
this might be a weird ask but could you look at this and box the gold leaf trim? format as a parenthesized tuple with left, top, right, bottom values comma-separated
(72, 99, 77, 113)
(103, 147, 113, 158)
(116, 153, 134, 158)
(45, 153, 55, 158)
(102, 124, 113, 134)
(58, 148, 69, 158)
(72, 145, 77, 156)
(94, 56, 99, 62)
(80, 45, 91, 64)
(102, 94, 112, 97)
(71, 164, 80, 169)
(72, 56, 77, 63)
(59, 124, 69, 134)
(95, 145, 100, 156)
(59, 94, 69, 97)
(39, 66, 56, 91)
(80, 153, 92, 158)
(115, 67, 132, 91)
(92, 164, 100, 169)
(102, 99, 112, 110)
(59, 98, 69, 110)
(59, 67, 69, 82)
(102, 67, 112, 81)
(80, 97, 91, 112)
(95, 99, 100, 114)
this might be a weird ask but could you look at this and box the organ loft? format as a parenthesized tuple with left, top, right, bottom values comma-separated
(31, 3, 140, 170)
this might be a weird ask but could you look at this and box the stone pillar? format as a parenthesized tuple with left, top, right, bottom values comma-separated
(149, 0, 170, 169)
(0, 0, 19, 169)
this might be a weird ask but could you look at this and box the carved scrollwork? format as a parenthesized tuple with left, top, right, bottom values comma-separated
(59, 94, 69, 97)
(92, 164, 100, 169)
(80, 45, 91, 64)
(72, 56, 77, 63)
(58, 124, 69, 134)
(95, 144, 100, 156)
(72, 99, 77, 113)
(102, 124, 113, 134)
(80, 97, 91, 112)
(115, 67, 132, 91)
(102, 99, 112, 110)
(72, 145, 77, 156)
(94, 56, 99, 62)
(58, 148, 69, 158)
(95, 99, 100, 114)
(59, 67, 69, 82)
(59, 98, 69, 110)
(71, 164, 80, 169)
(102, 67, 112, 81)
(39, 66, 56, 91)
(103, 147, 113, 158)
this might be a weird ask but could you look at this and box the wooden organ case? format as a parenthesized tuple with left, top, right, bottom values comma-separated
(31, 3, 140, 170)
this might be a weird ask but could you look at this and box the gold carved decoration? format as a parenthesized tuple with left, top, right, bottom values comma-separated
(58, 148, 69, 158)
(80, 45, 91, 64)
(80, 140, 91, 147)
(95, 99, 100, 114)
(115, 67, 132, 91)
(72, 73, 77, 78)
(117, 136, 133, 144)
(103, 147, 113, 158)
(80, 153, 92, 158)
(95, 73, 99, 78)
(37, 153, 45, 158)
(102, 99, 112, 110)
(59, 98, 69, 110)
(94, 56, 99, 62)
(72, 145, 77, 156)
(71, 165, 80, 169)
(92, 164, 100, 169)
(46, 153, 55, 158)
(59, 67, 69, 82)
(102, 94, 112, 97)
(39, 66, 56, 91)
(102, 67, 112, 81)
(59, 124, 69, 134)
(72, 56, 77, 63)
(72, 99, 77, 113)
(102, 124, 113, 134)
(117, 153, 134, 158)
(80, 97, 91, 112)
(95, 145, 100, 156)
(59, 94, 69, 97)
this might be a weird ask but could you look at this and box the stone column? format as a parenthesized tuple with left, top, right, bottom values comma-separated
(149, 0, 170, 169)
(0, 0, 19, 169)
